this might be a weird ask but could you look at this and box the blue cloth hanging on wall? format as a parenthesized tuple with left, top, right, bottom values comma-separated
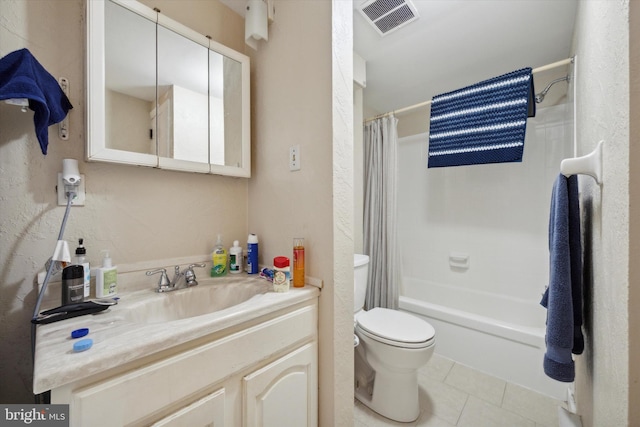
(540, 174, 583, 382)
(427, 67, 535, 168)
(0, 48, 73, 155)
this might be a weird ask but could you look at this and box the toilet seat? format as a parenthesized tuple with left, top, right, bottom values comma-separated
(356, 308, 435, 349)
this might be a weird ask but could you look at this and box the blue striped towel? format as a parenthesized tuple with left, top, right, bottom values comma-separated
(427, 68, 534, 168)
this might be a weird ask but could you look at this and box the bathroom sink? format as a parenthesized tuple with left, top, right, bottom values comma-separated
(120, 278, 272, 323)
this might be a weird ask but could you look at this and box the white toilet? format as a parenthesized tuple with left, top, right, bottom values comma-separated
(353, 254, 436, 422)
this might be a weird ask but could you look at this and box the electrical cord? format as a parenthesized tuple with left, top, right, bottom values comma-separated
(31, 191, 76, 403)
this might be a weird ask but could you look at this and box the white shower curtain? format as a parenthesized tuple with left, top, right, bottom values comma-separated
(363, 115, 400, 310)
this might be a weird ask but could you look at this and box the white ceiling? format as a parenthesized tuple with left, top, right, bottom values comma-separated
(355, 0, 578, 115)
(221, 0, 578, 115)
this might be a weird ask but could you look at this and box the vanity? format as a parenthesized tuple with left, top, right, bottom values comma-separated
(33, 270, 319, 427)
(43, 3, 311, 422)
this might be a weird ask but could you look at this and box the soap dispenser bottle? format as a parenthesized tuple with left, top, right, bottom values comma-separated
(96, 250, 118, 298)
(211, 235, 228, 277)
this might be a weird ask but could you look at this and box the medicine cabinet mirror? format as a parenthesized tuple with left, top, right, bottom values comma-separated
(86, 0, 251, 177)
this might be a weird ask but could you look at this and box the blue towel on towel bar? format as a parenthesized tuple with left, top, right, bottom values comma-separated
(540, 174, 583, 382)
(0, 48, 73, 155)
(427, 67, 534, 168)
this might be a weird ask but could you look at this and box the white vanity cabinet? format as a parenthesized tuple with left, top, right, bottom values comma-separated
(51, 300, 318, 427)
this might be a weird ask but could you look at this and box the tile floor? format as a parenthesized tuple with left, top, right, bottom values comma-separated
(354, 353, 564, 427)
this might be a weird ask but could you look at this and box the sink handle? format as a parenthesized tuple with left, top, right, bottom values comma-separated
(185, 263, 206, 287)
(146, 268, 171, 289)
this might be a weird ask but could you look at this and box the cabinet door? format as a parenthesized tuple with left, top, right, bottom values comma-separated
(243, 343, 317, 427)
(151, 388, 225, 427)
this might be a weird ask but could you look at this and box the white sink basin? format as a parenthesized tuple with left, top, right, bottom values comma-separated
(120, 278, 271, 323)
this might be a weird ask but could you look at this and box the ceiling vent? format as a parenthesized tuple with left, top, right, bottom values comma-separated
(358, 0, 419, 37)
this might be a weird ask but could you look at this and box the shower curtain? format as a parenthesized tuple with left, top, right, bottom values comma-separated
(363, 115, 400, 310)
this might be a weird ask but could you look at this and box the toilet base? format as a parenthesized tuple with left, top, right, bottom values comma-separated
(354, 347, 421, 423)
(355, 367, 420, 423)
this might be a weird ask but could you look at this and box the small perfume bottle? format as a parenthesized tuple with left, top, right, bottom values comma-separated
(293, 238, 305, 288)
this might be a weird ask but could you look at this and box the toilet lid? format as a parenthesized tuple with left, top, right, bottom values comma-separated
(356, 308, 435, 347)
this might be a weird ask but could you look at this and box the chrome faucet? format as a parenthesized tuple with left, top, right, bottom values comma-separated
(146, 263, 206, 293)
(178, 263, 207, 287)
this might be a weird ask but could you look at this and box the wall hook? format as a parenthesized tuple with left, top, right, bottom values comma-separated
(560, 140, 603, 185)
(58, 77, 70, 140)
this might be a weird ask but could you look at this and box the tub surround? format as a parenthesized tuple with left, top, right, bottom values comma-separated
(33, 266, 319, 395)
(397, 105, 573, 304)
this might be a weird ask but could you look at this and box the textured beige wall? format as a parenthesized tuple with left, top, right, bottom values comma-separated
(571, 1, 631, 426)
(139, 0, 244, 53)
(247, 1, 353, 424)
(0, 0, 247, 403)
(629, 3, 640, 424)
(354, 87, 364, 253)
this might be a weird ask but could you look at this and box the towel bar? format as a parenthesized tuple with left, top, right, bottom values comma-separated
(560, 140, 603, 184)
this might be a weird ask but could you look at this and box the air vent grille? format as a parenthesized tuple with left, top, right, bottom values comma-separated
(362, 0, 405, 21)
(358, 0, 419, 36)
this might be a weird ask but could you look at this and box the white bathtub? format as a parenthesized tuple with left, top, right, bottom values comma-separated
(398, 277, 568, 399)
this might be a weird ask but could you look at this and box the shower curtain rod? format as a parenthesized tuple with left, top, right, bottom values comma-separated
(364, 57, 574, 123)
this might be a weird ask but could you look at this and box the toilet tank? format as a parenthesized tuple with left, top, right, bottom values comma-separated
(354, 254, 370, 313)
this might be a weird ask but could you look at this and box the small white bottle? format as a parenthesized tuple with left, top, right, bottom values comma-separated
(74, 238, 91, 298)
(96, 250, 118, 298)
(229, 240, 243, 274)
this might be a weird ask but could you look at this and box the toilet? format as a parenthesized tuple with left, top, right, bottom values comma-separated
(353, 254, 435, 422)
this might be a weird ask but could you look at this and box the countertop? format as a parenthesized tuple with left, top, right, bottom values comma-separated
(33, 275, 319, 394)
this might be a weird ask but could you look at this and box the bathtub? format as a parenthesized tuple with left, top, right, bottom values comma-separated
(398, 277, 568, 399)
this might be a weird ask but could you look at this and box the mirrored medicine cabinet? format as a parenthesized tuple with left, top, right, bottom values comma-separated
(86, 0, 251, 177)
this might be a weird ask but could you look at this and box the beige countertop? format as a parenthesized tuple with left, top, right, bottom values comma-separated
(33, 273, 319, 394)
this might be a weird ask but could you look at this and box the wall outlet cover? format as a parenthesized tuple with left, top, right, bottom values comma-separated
(289, 145, 301, 171)
(57, 173, 86, 206)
